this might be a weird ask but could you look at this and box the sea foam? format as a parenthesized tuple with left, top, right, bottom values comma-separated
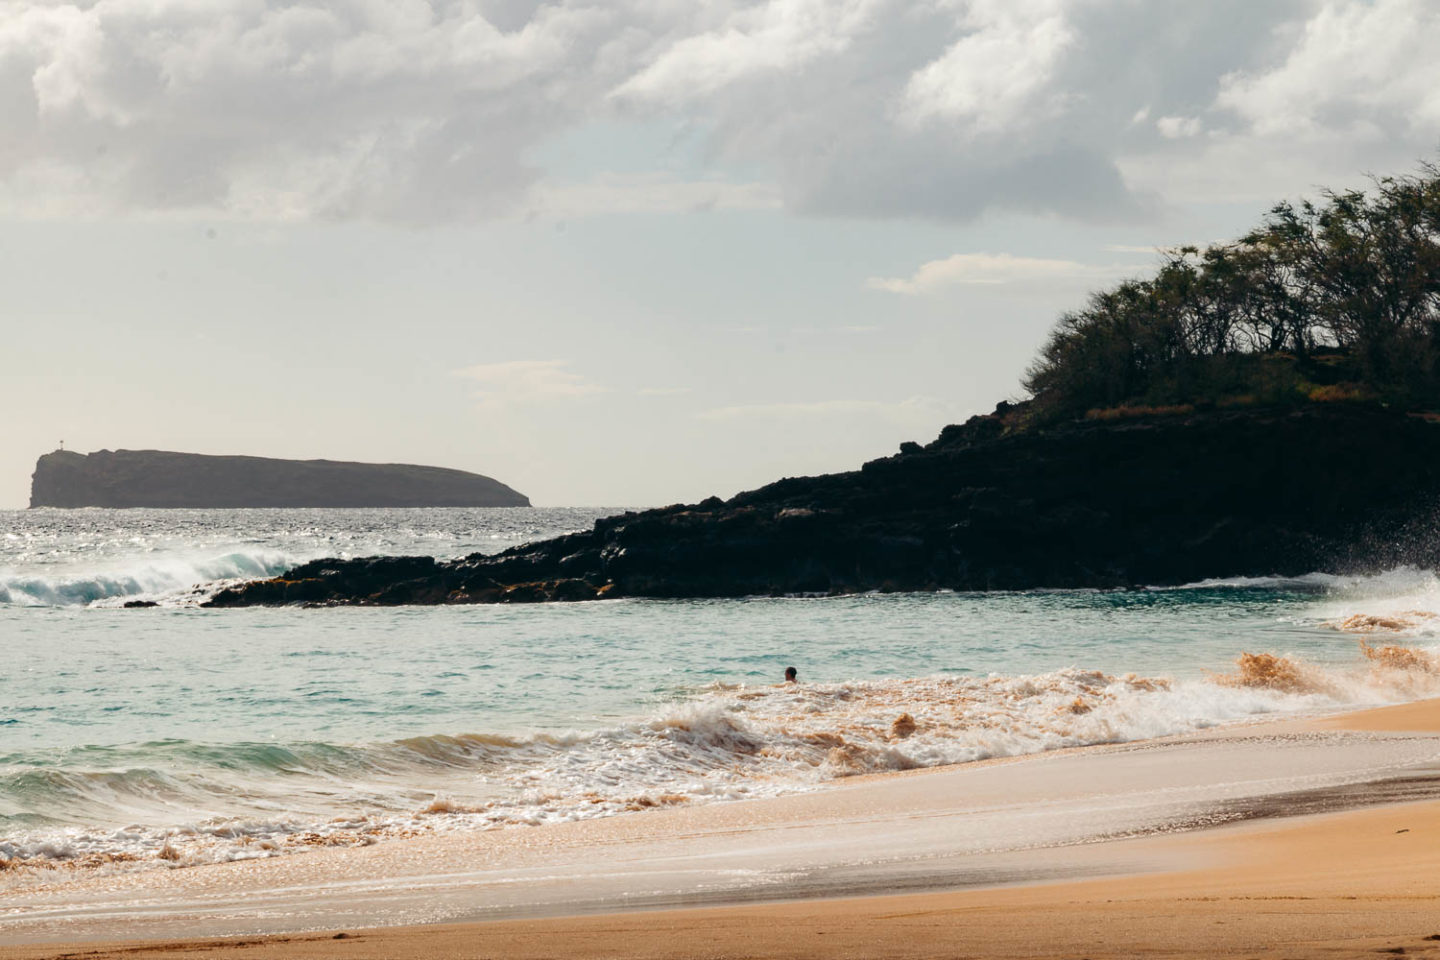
(0, 549, 299, 607)
(4, 639, 1437, 883)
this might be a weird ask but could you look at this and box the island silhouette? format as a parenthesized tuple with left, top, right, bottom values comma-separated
(30, 449, 529, 509)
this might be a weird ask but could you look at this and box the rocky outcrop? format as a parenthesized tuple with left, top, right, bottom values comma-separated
(204, 404, 1440, 607)
(30, 449, 529, 509)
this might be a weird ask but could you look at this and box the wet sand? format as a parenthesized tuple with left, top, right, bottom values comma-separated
(5, 698, 1440, 958)
(1315, 696, 1440, 732)
(6, 799, 1439, 959)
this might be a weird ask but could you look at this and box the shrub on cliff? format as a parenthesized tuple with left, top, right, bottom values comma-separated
(1024, 162, 1440, 420)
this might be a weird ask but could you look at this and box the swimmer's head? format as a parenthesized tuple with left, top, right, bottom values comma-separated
(784, 666, 798, 682)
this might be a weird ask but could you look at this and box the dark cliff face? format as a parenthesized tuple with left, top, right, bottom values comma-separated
(205, 405, 1440, 607)
(30, 449, 530, 509)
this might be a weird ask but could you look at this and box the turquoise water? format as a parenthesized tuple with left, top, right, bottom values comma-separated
(2, 589, 1337, 749)
(3, 508, 1438, 871)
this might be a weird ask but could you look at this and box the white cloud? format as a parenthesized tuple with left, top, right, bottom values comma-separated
(455, 360, 605, 404)
(3, 1, 1440, 223)
(610, 0, 883, 106)
(1156, 116, 1202, 139)
(867, 252, 1120, 295)
(900, 0, 1074, 133)
(1122, 0, 1440, 205)
(0, 0, 605, 221)
(1216, 0, 1440, 137)
(530, 174, 781, 217)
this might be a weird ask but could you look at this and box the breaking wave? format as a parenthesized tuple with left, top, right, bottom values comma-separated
(7, 640, 1440, 882)
(0, 549, 299, 607)
(0, 506, 614, 609)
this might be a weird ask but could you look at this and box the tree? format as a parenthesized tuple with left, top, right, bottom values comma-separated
(1024, 161, 1440, 419)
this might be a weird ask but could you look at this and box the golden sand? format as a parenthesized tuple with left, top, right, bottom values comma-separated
(3, 798, 1438, 960)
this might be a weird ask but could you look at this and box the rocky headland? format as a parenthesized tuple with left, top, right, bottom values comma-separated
(202, 162, 1440, 605)
(30, 449, 529, 509)
(205, 403, 1440, 607)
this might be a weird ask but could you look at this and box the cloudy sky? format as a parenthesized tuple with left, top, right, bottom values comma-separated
(4, 0, 1440, 508)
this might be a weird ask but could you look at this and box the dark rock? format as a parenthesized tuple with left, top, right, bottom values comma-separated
(29, 449, 528, 508)
(206, 556, 442, 607)
(122, 600, 159, 608)
(501, 582, 548, 603)
(204, 405, 1440, 607)
(550, 578, 600, 601)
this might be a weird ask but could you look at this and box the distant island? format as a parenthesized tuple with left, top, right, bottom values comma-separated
(207, 159, 1440, 605)
(30, 450, 529, 509)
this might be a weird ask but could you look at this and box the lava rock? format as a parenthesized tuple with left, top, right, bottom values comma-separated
(204, 404, 1440, 607)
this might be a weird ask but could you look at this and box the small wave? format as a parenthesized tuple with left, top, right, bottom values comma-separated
(1211, 639, 1440, 701)
(1307, 567, 1440, 628)
(0, 654, 1390, 880)
(1191, 567, 1440, 643)
(1212, 652, 1337, 695)
(1326, 611, 1440, 634)
(0, 549, 299, 607)
(1171, 572, 1349, 591)
(1358, 639, 1440, 672)
(9, 638, 1440, 883)
(1172, 566, 1440, 597)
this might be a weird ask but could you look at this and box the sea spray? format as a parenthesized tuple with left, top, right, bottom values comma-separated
(0, 549, 301, 607)
(9, 644, 1440, 882)
(1358, 639, 1440, 672)
(1214, 653, 1334, 695)
(0, 506, 614, 607)
(1330, 612, 1440, 633)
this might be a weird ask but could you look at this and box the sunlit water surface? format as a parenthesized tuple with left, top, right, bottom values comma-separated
(4, 508, 1439, 873)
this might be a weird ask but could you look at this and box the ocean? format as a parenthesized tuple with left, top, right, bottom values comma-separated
(3, 507, 1439, 879)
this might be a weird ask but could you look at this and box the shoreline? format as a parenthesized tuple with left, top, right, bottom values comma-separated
(7, 800, 1438, 959)
(4, 697, 1440, 955)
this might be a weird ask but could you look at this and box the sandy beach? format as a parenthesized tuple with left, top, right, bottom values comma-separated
(7, 801, 1437, 959)
(4, 696, 1440, 958)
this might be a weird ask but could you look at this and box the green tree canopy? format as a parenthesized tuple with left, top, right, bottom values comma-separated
(1024, 162, 1440, 419)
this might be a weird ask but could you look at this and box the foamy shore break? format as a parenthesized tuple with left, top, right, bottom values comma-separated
(2, 620, 1433, 882)
(5, 693, 1440, 957)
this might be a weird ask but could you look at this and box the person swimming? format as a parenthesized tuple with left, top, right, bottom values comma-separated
(784, 666, 798, 683)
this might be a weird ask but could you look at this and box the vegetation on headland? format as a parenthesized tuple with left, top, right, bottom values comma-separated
(1023, 162, 1440, 423)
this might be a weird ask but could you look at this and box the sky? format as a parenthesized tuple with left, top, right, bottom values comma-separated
(4, 0, 1440, 509)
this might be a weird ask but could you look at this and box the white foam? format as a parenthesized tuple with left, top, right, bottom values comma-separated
(1172, 572, 1350, 590)
(0, 548, 301, 607)
(1308, 567, 1440, 631)
(12, 646, 1437, 882)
